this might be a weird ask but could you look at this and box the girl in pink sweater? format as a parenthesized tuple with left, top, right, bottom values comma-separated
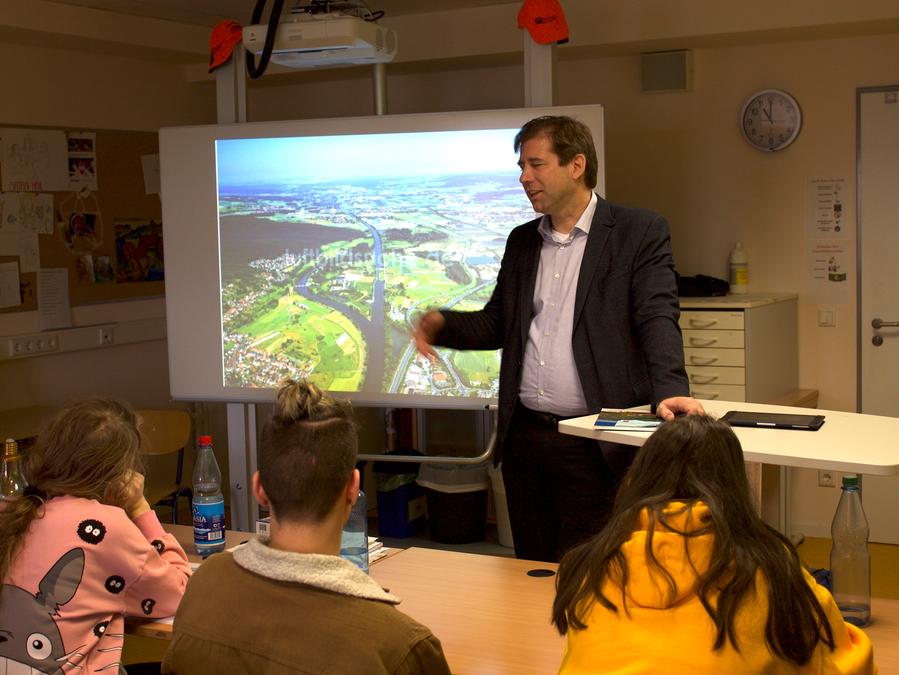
(1, 398, 191, 674)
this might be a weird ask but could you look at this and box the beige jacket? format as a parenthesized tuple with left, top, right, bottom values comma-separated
(162, 538, 450, 675)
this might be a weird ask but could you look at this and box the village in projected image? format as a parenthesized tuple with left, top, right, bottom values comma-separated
(217, 128, 535, 399)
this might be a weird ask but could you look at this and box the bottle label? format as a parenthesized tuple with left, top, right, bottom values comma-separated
(193, 498, 225, 546)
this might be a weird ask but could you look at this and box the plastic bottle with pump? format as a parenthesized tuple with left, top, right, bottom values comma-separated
(829, 474, 871, 627)
(192, 435, 226, 557)
(729, 242, 749, 294)
(340, 489, 369, 573)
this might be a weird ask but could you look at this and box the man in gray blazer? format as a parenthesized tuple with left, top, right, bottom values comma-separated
(413, 115, 703, 562)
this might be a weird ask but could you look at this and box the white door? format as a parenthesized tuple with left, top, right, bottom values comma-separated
(858, 86, 899, 544)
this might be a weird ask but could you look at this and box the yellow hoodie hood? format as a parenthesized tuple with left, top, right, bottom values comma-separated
(619, 501, 715, 610)
(559, 501, 875, 675)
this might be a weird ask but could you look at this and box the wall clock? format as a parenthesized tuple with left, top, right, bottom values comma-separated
(740, 89, 802, 152)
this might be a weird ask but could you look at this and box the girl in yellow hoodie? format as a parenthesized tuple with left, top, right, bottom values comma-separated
(553, 415, 875, 674)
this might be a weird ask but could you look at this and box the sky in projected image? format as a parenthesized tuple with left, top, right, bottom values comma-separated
(216, 127, 536, 400)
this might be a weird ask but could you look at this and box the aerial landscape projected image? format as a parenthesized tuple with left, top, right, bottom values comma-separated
(217, 128, 536, 401)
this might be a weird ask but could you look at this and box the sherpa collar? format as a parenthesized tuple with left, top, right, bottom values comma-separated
(232, 537, 400, 605)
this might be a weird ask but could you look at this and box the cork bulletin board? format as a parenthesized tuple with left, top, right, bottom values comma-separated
(0, 127, 163, 313)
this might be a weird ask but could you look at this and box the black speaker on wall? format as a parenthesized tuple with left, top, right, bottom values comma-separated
(641, 50, 693, 93)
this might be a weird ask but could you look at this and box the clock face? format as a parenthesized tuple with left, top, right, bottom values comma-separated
(740, 89, 802, 152)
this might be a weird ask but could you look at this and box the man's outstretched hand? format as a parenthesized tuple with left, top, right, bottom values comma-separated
(656, 396, 705, 421)
(411, 310, 445, 361)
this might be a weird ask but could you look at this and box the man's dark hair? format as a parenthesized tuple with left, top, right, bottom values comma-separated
(514, 115, 598, 189)
(259, 378, 357, 522)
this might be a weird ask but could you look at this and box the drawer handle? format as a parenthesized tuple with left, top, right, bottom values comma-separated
(690, 374, 718, 384)
(689, 337, 717, 347)
(688, 319, 718, 328)
(689, 356, 718, 365)
(692, 390, 720, 400)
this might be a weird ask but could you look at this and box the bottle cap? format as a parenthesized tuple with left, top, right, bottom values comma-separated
(4, 439, 17, 456)
(842, 474, 859, 487)
(198, 435, 213, 445)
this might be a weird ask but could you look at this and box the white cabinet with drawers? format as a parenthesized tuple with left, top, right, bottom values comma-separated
(678, 294, 798, 403)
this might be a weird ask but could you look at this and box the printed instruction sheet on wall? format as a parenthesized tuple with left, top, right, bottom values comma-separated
(807, 241, 851, 304)
(807, 177, 849, 238)
(807, 177, 851, 304)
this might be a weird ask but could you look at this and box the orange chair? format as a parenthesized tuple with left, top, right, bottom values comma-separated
(137, 409, 193, 524)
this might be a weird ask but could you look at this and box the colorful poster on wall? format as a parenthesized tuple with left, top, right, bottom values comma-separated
(114, 218, 164, 282)
(807, 177, 849, 238)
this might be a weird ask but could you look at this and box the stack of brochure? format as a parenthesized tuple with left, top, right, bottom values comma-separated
(368, 536, 390, 563)
(593, 409, 661, 431)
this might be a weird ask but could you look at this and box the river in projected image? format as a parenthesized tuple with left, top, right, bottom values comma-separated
(218, 134, 535, 399)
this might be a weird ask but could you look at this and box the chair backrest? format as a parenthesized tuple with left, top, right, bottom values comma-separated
(137, 410, 192, 456)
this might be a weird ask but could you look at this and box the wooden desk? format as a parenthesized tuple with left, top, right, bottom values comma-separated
(126, 536, 898, 674)
(370, 547, 564, 674)
(128, 534, 565, 672)
(559, 400, 899, 476)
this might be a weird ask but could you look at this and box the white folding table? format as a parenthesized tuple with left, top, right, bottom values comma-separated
(558, 400, 899, 538)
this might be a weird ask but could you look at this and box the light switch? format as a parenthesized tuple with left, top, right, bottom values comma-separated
(817, 308, 836, 327)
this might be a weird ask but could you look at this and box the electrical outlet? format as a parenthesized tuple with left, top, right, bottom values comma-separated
(99, 326, 114, 345)
(7, 333, 60, 357)
(818, 470, 836, 487)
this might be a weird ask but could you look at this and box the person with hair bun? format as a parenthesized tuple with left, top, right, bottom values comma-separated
(0, 398, 191, 675)
(163, 378, 450, 675)
(552, 415, 875, 674)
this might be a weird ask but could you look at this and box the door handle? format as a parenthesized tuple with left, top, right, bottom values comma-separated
(872, 318, 899, 329)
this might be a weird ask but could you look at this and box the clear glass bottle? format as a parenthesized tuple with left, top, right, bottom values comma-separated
(340, 489, 369, 573)
(829, 474, 870, 626)
(192, 435, 226, 557)
(1, 438, 26, 501)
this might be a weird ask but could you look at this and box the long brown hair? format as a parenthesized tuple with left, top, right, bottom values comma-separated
(552, 415, 835, 666)
(258, 378, 357, 522)
(0, 397, 142, 583)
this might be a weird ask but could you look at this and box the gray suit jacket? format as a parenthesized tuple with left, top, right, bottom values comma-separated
(436, 196, 689, 462)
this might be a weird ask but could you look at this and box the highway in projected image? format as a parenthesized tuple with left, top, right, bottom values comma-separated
(217, 129, 536, 399)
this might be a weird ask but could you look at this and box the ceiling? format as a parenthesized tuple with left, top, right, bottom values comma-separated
(46, 0, 520, 27)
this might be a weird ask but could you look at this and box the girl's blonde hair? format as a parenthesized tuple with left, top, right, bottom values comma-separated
(0, 397, 143, 582)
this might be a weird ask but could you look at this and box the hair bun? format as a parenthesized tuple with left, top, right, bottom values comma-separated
(276, 378, 323, 420)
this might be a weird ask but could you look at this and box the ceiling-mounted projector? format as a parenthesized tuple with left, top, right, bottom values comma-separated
(243, 13, 397, 68)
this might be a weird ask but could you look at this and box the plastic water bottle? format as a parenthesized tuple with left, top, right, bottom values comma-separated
(192, 435, 226, 557)
(340, 490, 369, 573)
(1, 439, 26, 501)
(829, 475, 870, 627)
(729, 241, 749, 294)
